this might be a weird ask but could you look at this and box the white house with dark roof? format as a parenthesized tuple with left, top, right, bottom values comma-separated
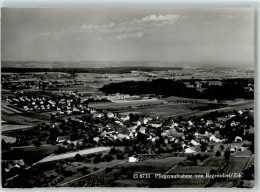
(120, 114, 130, 121)
(150, 120, 162, 128)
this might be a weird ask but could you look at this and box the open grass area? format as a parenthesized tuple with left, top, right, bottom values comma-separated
(2, 145, 59, 164)
(89, 99, 165, 110)
(2, 111, 43, 125)
(202, 156, 225, 168)
(1, 124, 33, 132)
(228, 156, 251, 176)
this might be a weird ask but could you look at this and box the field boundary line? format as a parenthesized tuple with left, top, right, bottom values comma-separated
(58, 160, 127, 187)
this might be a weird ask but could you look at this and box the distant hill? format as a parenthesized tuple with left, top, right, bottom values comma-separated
(1, 61, 183, 69)
(1, 66, 183, 74)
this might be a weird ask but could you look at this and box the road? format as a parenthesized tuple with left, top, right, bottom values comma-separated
(35, 147, 111, 164)
(1, 102, 22, 114)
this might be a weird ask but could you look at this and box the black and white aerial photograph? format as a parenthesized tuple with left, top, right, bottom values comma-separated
(1, 7, 255, 188)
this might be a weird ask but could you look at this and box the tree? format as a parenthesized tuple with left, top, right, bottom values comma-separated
(249, 143, 254, 154)
(109, 147, 117, 155)
(215, 151, 221, 157)
(93, 156, 102, 164)
(93, 167, 99, 171)
(32, 140, 42, 147)
(242, 165, 254, 180)
(116, 153, 125, 160)
(75, 153, 84, 161)
(224, 150, 231, 161)
(209, 169, 217, 175)
(78, 166, 90, 174)
(102, 154, 114, 162)
(200, 142, 208, 152)
(105, 167, 113, 173)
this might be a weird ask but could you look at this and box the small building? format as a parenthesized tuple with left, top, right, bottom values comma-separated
(93, 137, 100, 143)
(184, 147, 196, 154)
(56, 136, 70, 143)
(228, 113, 236, 118)
(235, 136, 243, 142)
(150, 120, 162, 128)
(117, 134, 130, 141)
(209, 134, 222, 143)
(129, 156, 139, 163)
(107, 112, 114, 118)
(191, 139, 200, 146)
(120, 114, 130, 121)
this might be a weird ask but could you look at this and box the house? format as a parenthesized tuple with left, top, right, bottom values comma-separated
(188, 120, 193, 126)
(93, 113, 104, 118)
(206, 120, 214, 126)
(150, 120, 162, 128)
(93, 137, 100, 143)
(56, 136, 70, 143)
(235, 136, 243, 142)
(107, 112, 114, 118)
(90, 108, 97, 114)
(161, 132, 167, 137)
(191, 139, 200, 146)
(136, 121, 142, 126)
(231, 121, 240, 127)
(228, 113, 236, 118)
(238, 147, 246, 152)
(117, 134, 130, 141)
(209, 134, 222, 143)
(184, 147, 196, 154)
(238, 110, 243, 115)
(66, 110, 72, 115)
(139, 127, 146, 134)
(13, 159, 25, 166)
(120, 114, 130, 121)
(129, 131, 137, 138)
(169, 128, 184, 137)
(129, 156, 139, 163)
(142, 117, 152, 125)
(151, 136, 160, 143)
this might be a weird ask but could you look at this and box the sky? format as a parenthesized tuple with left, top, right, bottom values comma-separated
(1, 7, 254, 67)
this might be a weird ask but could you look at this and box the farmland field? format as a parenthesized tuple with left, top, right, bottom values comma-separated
(1, 124, 33, 132)
(89, 99, 165, 110)
(2, 145, 60, 164)
(1, 111, 44, 125)
(113, 103, 204, 118)
(114, 100, 254, 119)
(202, 157, 225, 168)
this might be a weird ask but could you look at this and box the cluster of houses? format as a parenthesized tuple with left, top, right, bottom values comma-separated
(4, 92, 107, 114)
(49, 105, 253, 159)
(2, 159, 25, 178)
(245, 83, 254, 92)
(1, 80, 59, 90)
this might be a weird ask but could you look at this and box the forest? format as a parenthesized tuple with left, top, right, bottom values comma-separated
(100, 79, 254, 100)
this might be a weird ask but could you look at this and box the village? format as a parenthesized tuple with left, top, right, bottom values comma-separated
(1, 68, 255, 188)
(1, 6, 256, 189)
(2, 89, 254, 187)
